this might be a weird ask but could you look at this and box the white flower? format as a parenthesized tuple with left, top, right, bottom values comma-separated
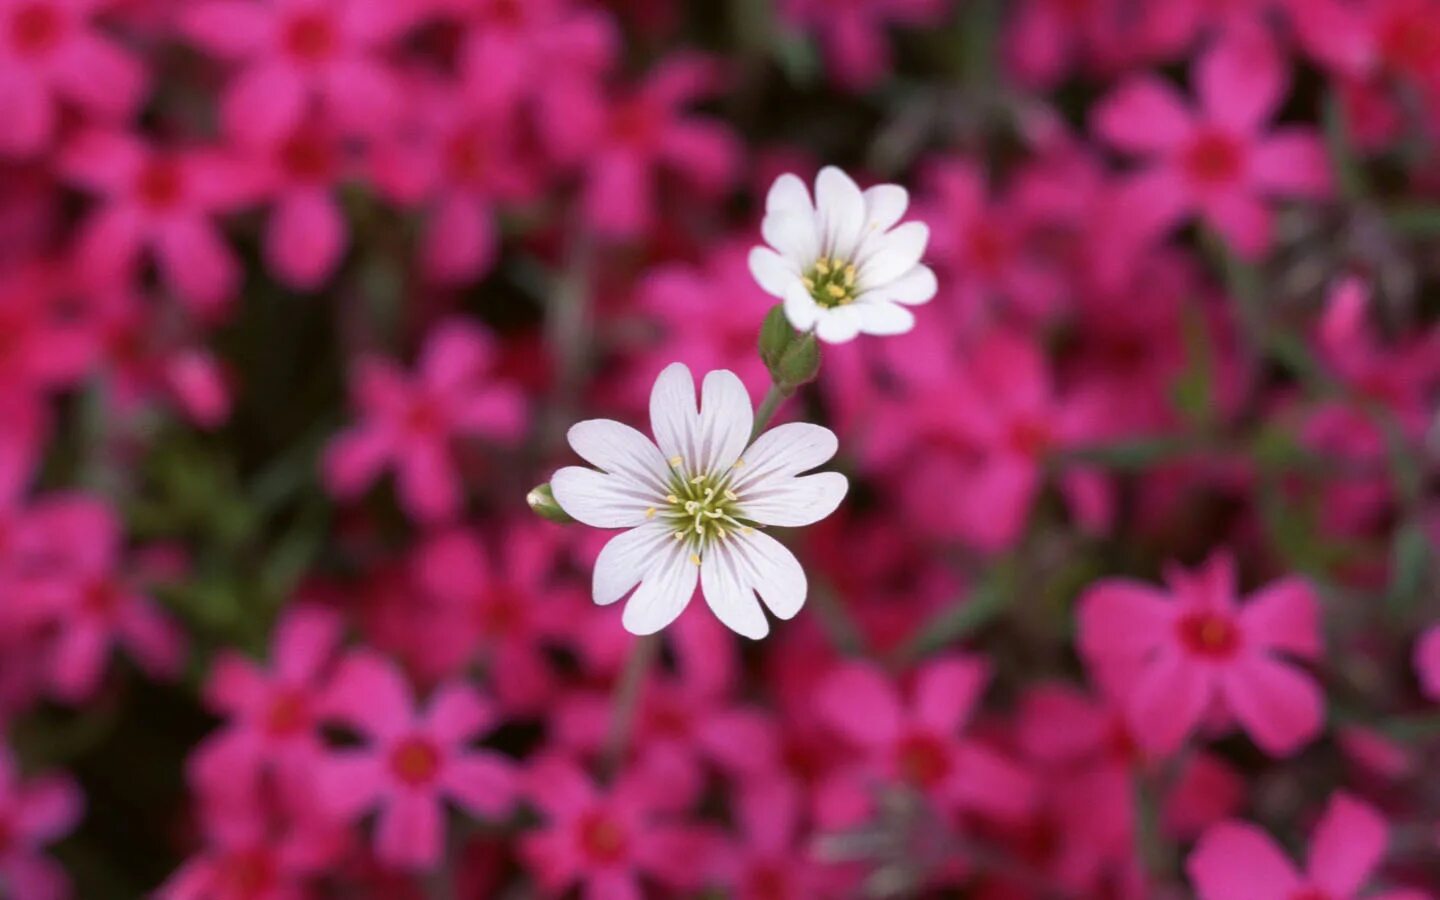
(749, 166, 937, 344)
(550, 362, 849, 639)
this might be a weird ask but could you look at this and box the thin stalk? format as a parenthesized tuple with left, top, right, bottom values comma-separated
(602, 632, 661, 777)
(751, 382, 788, 441)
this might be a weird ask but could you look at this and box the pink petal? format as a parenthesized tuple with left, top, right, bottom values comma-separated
(0, 69, 55, 156)
(738, 778, 798, 854)
(583, 150, 650, 238)
(273, 605, 344, 683)
(180, 1, 276, 58)
(1187, 822, 1301, 900)
(374, 793, 444, 869)
(1417, 626, 1440, 701)
(57, 129, 145, 192)
(322, 426, 392, 498)
(154, 218, 241, 314)
(1250, 131, 1333, 197)
(0, 855, 69, 900)
(322, 59, 400, 137)
(118, 600, 186, 680)
(17, 775, 83, 842)
(912, 654, 989, 734)
(202, 652, 269, 714)
(441, 753, 517, 818)
(265, 191, 346, 290)
(1239, 577, 1321, 660)
(1093, 76, 1195, 154)
(1128, 649, 1211, 757)
(421, 196, 497, 284)
(396, 439, 461, 523)
(1306, 792, 1388, 895)
(1110, 167, 1193, 246)
(658, 121, 739, 192)
(458, 387, 526, 442)
(321, 651, 414, 738)
(1220, 655, 1324, 757)
(314, 749, 386, 819)
(423, 682, 495, 745)
(949, 742, 1036, 821)
(51, 33, 147, 119)
(1196, 28, 1286, 133)
(815, 663, 902, 749)
(51, 622, 109, 701)
(1202, 191, 1273, 260)
(418, 319, 492, 391)
(221, 63, 306, 147)
(1076, 579, 1175, 664)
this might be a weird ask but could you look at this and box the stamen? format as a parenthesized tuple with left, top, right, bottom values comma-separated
(645, 507, 656, 519)
(689, 554, 702, 566)
(669, 456, 683, 467)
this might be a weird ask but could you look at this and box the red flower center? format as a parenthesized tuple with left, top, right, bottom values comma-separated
(404, 396, 447, 435)
(389, 736, 442, 787)
(967, 222, 1010, 274)
(1182, 131, 1244, 186)
(896, 733, 951, 788)
(219, 848, 277, 898)
(283, 13, 337, 62)
(1378, 12, 1440, 76)
(645, 701, 690, 739)
(83, 580, 122, 617)
(1104, 716, 1141, 764)
(9, 3, 64, 56)
(280, 130, 336, 182)
(1007, 417, 1053, 459)
(1287, 889, 1332, 900)
(746, 863, 789, 900)
(577, 811, 628, 864)
(264, 690, 310, 737)
(136, 161, 185, 211)
(445, 132, 491, 183)
(610, 99, 659, 147)
(0, 819, 12, 856)
(485, 0, 526, 28)
(476, 585, 523, 636)
(1177, 611, 1240, 659)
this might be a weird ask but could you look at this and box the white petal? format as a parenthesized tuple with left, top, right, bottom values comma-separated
(857, 221, 929, 287)
(814, 306, 862, 344)
(855, 300, 915, 336)
(863, 184, 909, 232)
(649, 362, 698, 467)
(550, 466, 655, 528)
(700, 541, 769, 639)
(593, 521, 672, 605)
(621, 539, 698, 635)
(697, 369, 753, 473)
(730, 529, 807, 621)
(566, 419, 670, 495)
(740, 471, 849, 527)
(748, 246, 799, 298)
(782, 282, 820, 332)
(878, 264, 938, 305)
(816, 166, 866, 261)
(762, 210, 820, 267)
(733, 422, 839, 492)
(766, 172, 813, 217)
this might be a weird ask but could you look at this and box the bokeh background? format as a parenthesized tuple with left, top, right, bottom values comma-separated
(1, 0, 1439, 897)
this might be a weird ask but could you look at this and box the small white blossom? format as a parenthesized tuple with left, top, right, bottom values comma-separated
(749, 166, 936, 343)
(550, 363, 848, 639)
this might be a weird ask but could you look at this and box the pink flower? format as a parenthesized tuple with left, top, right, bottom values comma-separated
(323, 318, 526, 523)
(1417, 625, 1440, 701)
(815, 655, 1036, 822)
(0, 745, 82, 900)
(315, 651, 518, 869)
(1003, 0, 1144, 89)
(60, 131, 251, 317)
(520, 755, 715, 897)
(1078, 552, 1324, 757)
(0, 0, 146, 157)
(1188, 792, 1424, 900)
(1093, 28, 1331, 258)
(180, 0, 412, 145)
(717, 778, 843, 899)
(780, 0, 950, 91)
(190, 605, 345, 806)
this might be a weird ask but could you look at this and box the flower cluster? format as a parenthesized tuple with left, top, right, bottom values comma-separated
(1, 0, 1439, 898)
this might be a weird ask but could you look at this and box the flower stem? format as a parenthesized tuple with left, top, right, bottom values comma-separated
(603, 632, 660, 776)
(751, 383, 789, 441)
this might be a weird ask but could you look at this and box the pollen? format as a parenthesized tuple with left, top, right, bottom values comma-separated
(660, 468, 750, 550)
(644, 507, 656, 519)
(804, 255, 859, 309)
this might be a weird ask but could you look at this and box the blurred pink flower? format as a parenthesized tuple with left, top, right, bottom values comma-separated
(781, 0, 950, 91)
(1094, 28, 1331, 258)
(324, 318, 526, 524)
(1417, 625, 1440, 701)
(1188, 791, 1425, 900)
(1078, 552, 1324, 757)
(0, 746, 82, 900)
(718, 778, 843, 899)
(316, 651, 517, 869)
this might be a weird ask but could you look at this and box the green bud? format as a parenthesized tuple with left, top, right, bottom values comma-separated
(774, 332, 821, 391)
(526, 483, 574, 524)
(758, 304, 794, 369)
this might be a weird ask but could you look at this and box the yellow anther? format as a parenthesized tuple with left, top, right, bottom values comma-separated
(733, 458, 745, 468)
(665, 494, 678, 503)
(690, 475, 705, 484)
(815, 258, 831, 275)
(826, 284, 846, 299)
(742, 526, 755, 534)
(843, 264, 857, 284)
(724, 489, 739, 501)
(801, 277, 815, 290)
(689, 554, 702, 566)
(669, 455, 683, 467)
(644, 507, 656, 519)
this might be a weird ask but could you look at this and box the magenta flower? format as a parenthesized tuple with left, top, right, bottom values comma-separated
(718, 778, 842, 899)
(1078, 552, 1324, 757)
(180, 0, 411, 145)
(815, 655, 1036, 822)
(0, 0, 146, 157)
(1188, 792, 1425, 900)
(323, 318, 526, 524)
(315, 651, 517, 869)
(0, 746, 82, 900)
(190, 605, 345, 806)
(520, 755, 715, 897)
(1093, 28, 1331, 258)
(780, 0, 950, 91)
(60, 131, 251, 318)
(1417, 625, 1440, 701)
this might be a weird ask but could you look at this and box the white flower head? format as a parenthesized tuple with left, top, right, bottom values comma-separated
(550, 363, 848, 639)
(749, 166, 937, 344)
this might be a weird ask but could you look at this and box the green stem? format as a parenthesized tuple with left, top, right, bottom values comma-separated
(751, 383, 789, 441)
(602, 633, 660, 776)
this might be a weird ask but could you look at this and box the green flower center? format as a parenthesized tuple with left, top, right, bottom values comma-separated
(647, 457, 753, 558)
(803, 255, 859, 309)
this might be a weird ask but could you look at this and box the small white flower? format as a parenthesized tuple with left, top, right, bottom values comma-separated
(749, 166, 937, 344)
(550, 362, 848, 639)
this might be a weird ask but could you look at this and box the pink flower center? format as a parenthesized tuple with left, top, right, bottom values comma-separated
(896, 733, 951, 788)
(83, 580, 122, 617)
(485, 0, 526, 28)
(1182, 131, 1244, 186)
(746, 863, 789, 900)
(1379, 12, 1440, 76)
(0, 818, 12, 855)
(967, 222, 1010, 274)
(282, 13, 337, 63)
(279, 129, 336, 183)
(264, 690, 310, 737)
(476, 586, 523, 636)
(218, 849, 277, 898)
(1287, 889, 1331, 900)
(645, 701, 691, 739)
(445, 132, 491, 183)
(9, 3, 64, 56)
(403, 396, 447, 435)
(1007, 417, 1053, 459)
(389, 736, 442, 787)
(1104, 716, 1141, 764)
(610, 99, 660, 147)
(577, 811, 628, 864)
(1177, 611, 1240, 659)
(135, 161, 185, 211)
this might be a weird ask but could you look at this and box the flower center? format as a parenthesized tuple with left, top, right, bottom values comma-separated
(1287, 890, 1331, 900)
(577, 811, 628, 864)
(0, 818, 12, 855)
(9, 2, 64, 56)
(651, 460, 750, 557)
(282, 12, 336, 62)
(219, 848, 277, 898)
(279, 129, 336, 183)
(83, 580, 122, 617)
(896, 733, 951, 788)
(135, 160, 185, 211)
(264, 690, 310, 737)
(803, 255, 858, 309)
(1177, 611, 1240, 659)
(1182, 131, 1244, 186)
(389, 736, 442, 787)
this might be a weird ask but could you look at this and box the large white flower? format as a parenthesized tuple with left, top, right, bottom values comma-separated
(550, 363, 848, 639)
(749, 166, 937, 344)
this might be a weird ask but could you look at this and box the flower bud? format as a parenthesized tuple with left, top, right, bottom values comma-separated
(773, 332, 821, 392)
(526, 483, 574, 523)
